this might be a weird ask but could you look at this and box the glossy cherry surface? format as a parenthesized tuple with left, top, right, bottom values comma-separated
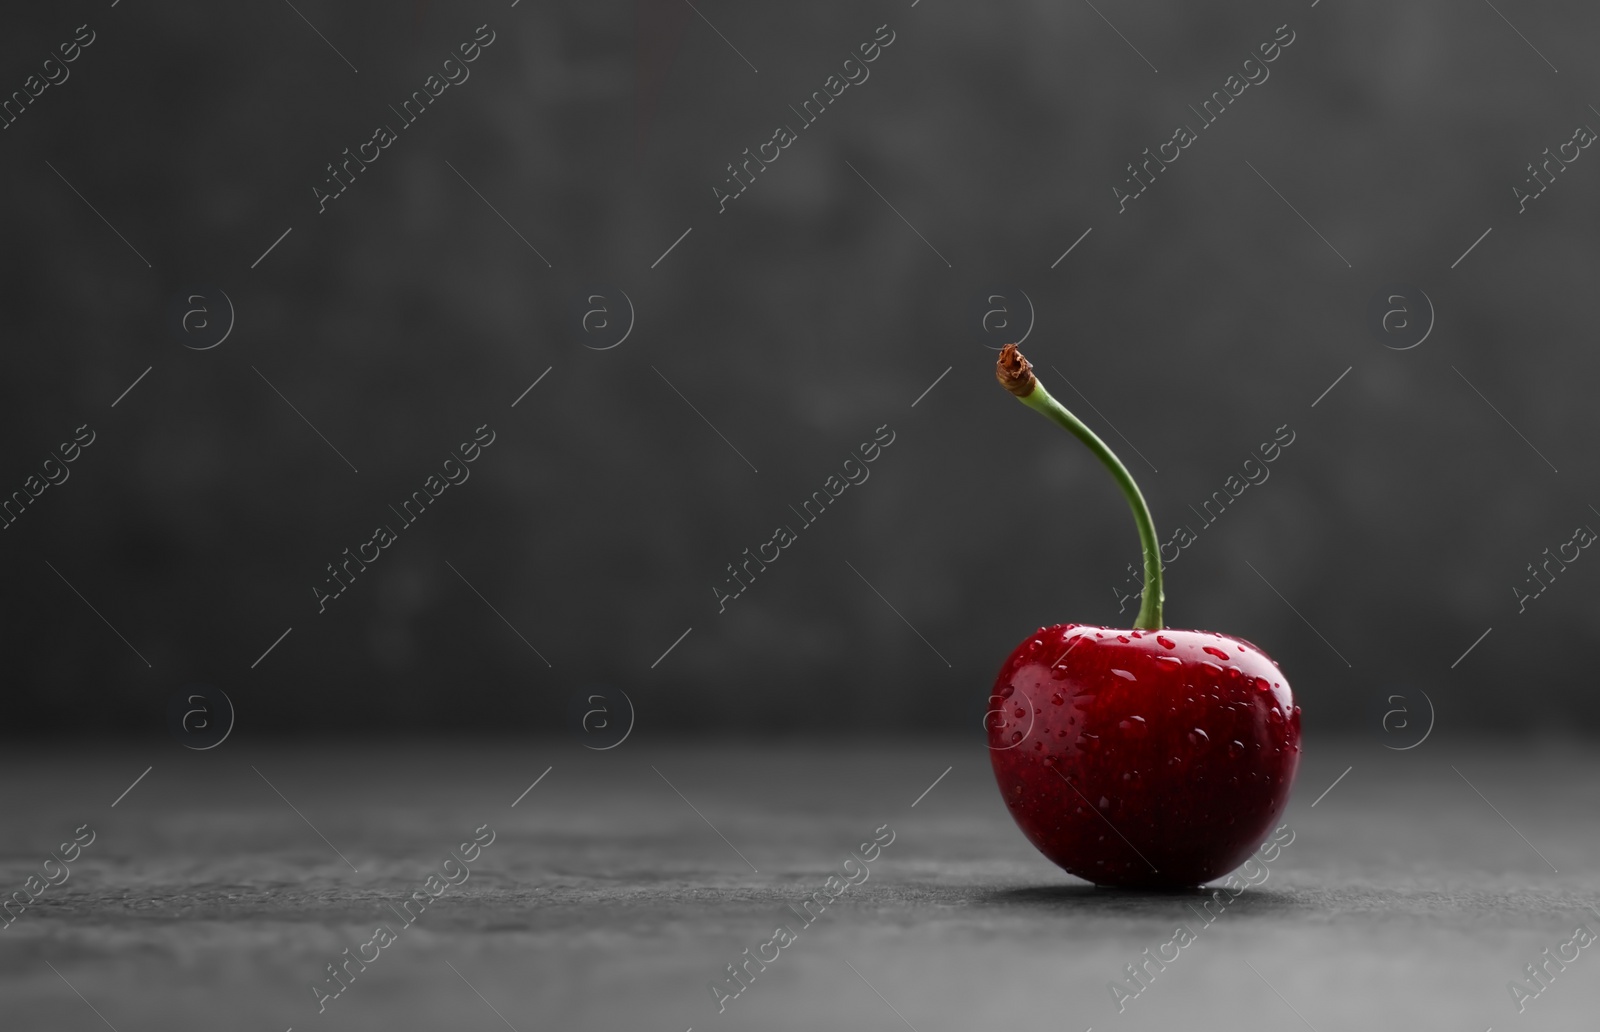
(987, 623, 1300, 888)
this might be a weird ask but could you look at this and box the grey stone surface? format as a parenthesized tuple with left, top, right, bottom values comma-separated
(0, 739, 1595, 1031)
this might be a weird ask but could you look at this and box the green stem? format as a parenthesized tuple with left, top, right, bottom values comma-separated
(1013, 372, 1164, 630)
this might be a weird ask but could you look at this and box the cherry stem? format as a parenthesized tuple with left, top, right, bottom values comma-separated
(998, 345, 1164, 630)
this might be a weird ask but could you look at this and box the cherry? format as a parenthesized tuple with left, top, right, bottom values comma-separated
(987, 624, 1300, 887)
(989, 345, 1301, 888)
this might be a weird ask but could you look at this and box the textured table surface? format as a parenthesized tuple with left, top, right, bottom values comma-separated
(1, 739, 1596, 1032)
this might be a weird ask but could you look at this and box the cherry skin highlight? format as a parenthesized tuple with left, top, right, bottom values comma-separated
(987, 623, 1300, 888)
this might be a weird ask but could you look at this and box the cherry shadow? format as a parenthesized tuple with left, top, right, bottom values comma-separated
(979, 883, 1311, 919)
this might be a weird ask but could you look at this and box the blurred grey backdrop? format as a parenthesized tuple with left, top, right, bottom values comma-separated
(2, 0, 1597, 737)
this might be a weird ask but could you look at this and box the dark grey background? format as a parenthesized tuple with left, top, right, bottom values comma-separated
(3, 0, 1595, 738)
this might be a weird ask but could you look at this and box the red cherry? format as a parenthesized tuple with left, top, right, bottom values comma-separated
(990, 345, 1303, 888)
(987, 623, 1299, 887)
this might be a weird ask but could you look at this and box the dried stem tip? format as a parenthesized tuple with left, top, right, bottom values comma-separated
(996, 343, 1037, 398)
